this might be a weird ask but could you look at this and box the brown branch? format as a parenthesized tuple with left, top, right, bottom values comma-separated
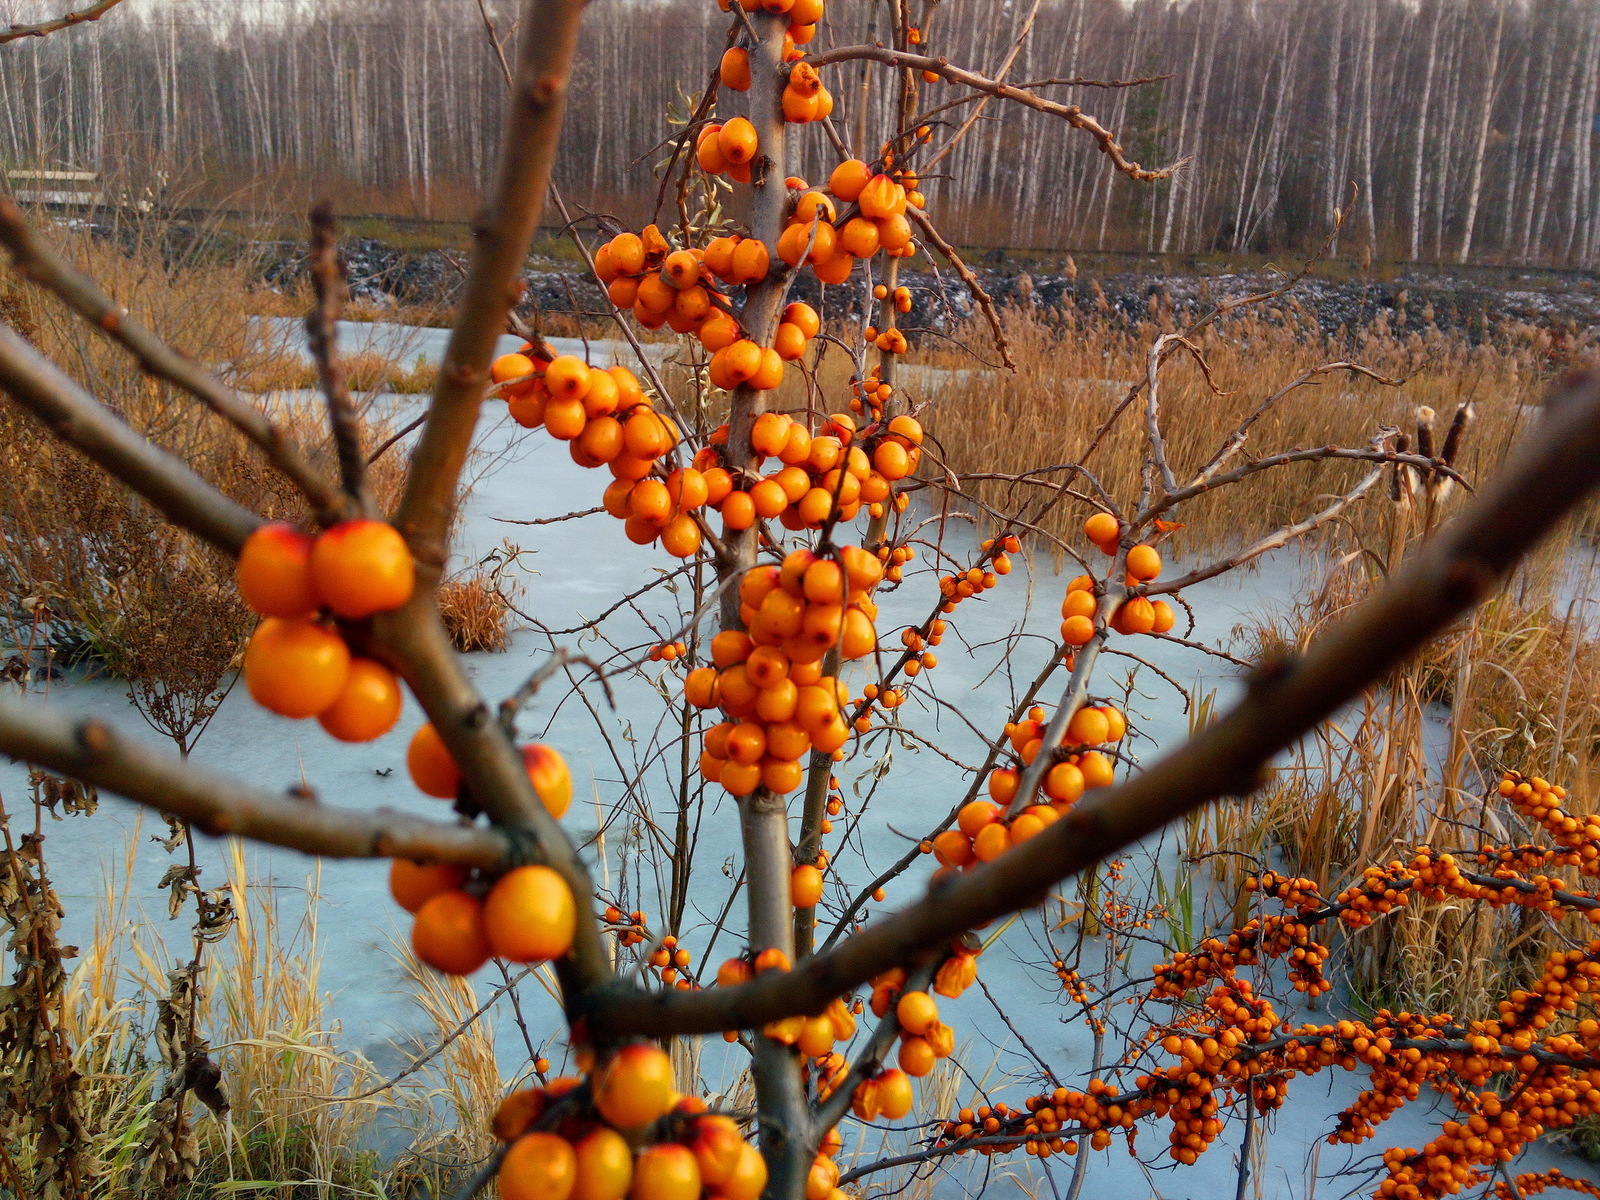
(587, 364, 1600, 1037)
(907, 207, 1013, 370)
(807, 45, 1186, 181)
(0, 0, 123, 42)
(0, 321, 262, 554)
(0, 699, 506, 867)
(394, 0, 585, 574)
(0, 200, 349, 525)
(1144, 458, 1392, 596)
(306, 203, 367, 505)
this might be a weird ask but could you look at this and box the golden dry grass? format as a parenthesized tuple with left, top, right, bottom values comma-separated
(437, 572, 514, 653)
(916, 302, 1553, 556)
(0, 222, 408, 702)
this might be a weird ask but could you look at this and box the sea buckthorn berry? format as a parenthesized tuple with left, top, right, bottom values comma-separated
(896, 990, 939, 1035)
(1126, 544, 1162, 581)
(829, 158, 872, 201)
(719, 46, 752, 91)
(631, 1144, 701, 1200)
(521, 743, 572, 818)
(595, 1043, 676, 1128)
(310, 520, 415, 618)
(244, 618, 351, 718)
(718, 117, 758, 165)
(571, 1127, 632, 1200)
(389, 858, 469, 914)
(406, 722, 460, 799)
(499, 1131, 577, 1200)
(792, 863, 824, 907)
(412, 889, 490, 975)
(318, 657, 403, 742)
(1083, 512, 1119, 548)
(236, 523, 320, 618)
(483, 865, 577, 963)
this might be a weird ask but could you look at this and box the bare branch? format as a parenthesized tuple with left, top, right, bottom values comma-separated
(906, 207, 1012, 370)
(0, 321, 262, 553)
(0, 200, 349, 524)
(807, 45, 1187, 181)
(0, 698, 507, 867)
(306, 203, 367, 505)
(590, 365, 1600, 1037)
(0, 0, 123, 42)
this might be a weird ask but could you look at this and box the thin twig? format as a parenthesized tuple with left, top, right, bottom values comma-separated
(306, 203, 367, 504)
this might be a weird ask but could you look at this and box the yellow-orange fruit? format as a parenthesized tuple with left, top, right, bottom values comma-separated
(389, 858, 469, 914)
(483, 865, 577, 963)
(236, 523, 320, 618)
(310, 520, 415, 619)
(719, 46, 752, 91)
(407, 722, 460, 799)
(244, 618, 351, 719)
(318, 657, 403, 742)
(412, 890, 490, 975)
(499, 1132, 577, 1200)
(594, 1043, 675, 1129)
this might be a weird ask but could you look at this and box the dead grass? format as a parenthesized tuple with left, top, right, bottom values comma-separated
(0, 219, 407, 703)
(918, 302, 1555, 557)
(437, 572, 514, 654)
(1192, 494, 1600, 1019)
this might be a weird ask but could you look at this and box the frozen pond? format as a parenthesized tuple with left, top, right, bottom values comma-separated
(5, 332, 1596, 1196)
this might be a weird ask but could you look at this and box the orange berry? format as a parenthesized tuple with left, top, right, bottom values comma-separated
(412, 889, 490, 975)
(544, 355, 591, 401)
(236, 523, 320, 618)
(973, 821, 1010, 862)
(792, 863, 823, 907)
(571, 1127, 632, 1200)
(388, 858, 469, 914)
(1060, 615, 1095, 646)
(521, 743, 572, 818)
(406, 722, 461, 799)
(630, 1143, 701, 1200)
(958, 799, 1001, 839)
(1083, 512, 1119, 547)
(718, 117, 759, 165)
(594, 1043, 675, 1129)
(829, 158, 872, 202)
(1125, 544, 1162, 581)
(243, 618, 351, 718)
(895, 990, 938, 1035)
(483, 865, 576, 963)
(1066, 705, 1110, 746)
(719, 46, 752, 91)
(318, 657, 403, 742)
(310, 520, 415, 618)
(499, 1132, 577, 1200)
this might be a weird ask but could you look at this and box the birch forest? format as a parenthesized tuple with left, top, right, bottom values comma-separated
(1, 0, 1597, 266)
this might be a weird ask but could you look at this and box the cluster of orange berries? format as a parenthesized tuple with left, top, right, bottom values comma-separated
(1500, 772, 1600, 873)
(601, 905, 652, 948)
(713, 0, 826, 74)
(926, 772, 1600, 1196)
(937, 534, 1020, 611)
(688, 409, 920, 536)
(488, 347, 703, 557)
(234, 519, 413, 739)
(492, 1042, 769, 1200)
(647, 640, 691, 663)
(849, 365, 897, 421)
(1060, 514, 1177, 646)
(686, 548, 883, 796)
(926, 703, 1123, 870)
(763, 160, 924, 289)
(390, 856, 577, 978)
